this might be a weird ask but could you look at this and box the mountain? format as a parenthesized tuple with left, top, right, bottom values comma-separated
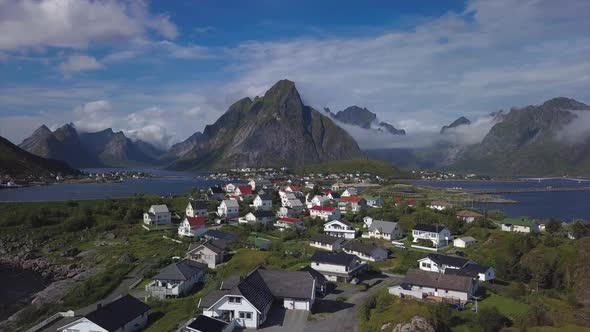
(163, 132, 204, 161)
(331, 106, 406, 135)
(19, 125, 164, 168)
(452, 97, 590, 176)
(440, 116, 471, 133)
(0, 135, 80, 178)
(168, 79, 364, 170)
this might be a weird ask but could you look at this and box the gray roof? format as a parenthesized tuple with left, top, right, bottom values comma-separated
(189, 200, 208, 210)
(311, 251, 357, 266)
(368, 220, 399, 234)
(256, 194, 273, 201)
(403, 269, 474, 293)
(343, 241, 386, 256)
(189, 239, 228, 256)
(150, 204, 169, 213)
(221, 199, 239, 208)
(309, 234, 345, 246)
(258, 269, 315, 300)
(154, 259, 205, 281)
(253, 210, 276, 218)
(424, 253, 471, 268)
(288, 199, 303, 207)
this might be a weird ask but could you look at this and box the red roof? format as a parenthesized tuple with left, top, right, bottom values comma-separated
(407, 199, 417, 206)
(340, 195, 363, 203)
(310, 206, 336, 212)
(279, 217, 300, 223)
(287, 185, 301, 192)
(456, 210, 483, 218)
(237, 185, 252, 195)
(186, 216, 206, 228)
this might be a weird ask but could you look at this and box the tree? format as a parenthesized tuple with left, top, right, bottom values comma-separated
(545, 219, 562, 234)
(571, 220, 589, 239)
(429, 304, 451, 332)
(477, 307, 510, 332)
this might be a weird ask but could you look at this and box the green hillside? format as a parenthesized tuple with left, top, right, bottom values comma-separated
(297, 159, 404, 178)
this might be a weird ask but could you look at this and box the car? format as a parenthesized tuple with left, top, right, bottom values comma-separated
(394, 244, 408, 250)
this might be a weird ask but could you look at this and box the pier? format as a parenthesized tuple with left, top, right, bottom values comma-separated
(464, 187, 590, 195)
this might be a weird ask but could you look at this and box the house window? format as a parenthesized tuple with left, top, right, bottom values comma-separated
(421, 262, 431, 268)
(229, 297, 242, 304)
(239, 311, 253, 319)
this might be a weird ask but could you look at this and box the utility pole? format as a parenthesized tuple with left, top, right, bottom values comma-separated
(472, 295, 481, 313)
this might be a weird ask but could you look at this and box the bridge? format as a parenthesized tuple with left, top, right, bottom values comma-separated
(465, 187, 590, 195)
(520, 177, 590, 183)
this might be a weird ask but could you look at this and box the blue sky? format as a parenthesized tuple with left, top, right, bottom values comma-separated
(0, 0, 589, 149)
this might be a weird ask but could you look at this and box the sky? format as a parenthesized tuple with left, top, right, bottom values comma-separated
(0, 0, 589, 149)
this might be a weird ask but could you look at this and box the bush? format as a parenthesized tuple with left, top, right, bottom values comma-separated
(429, 304, 451, 332)
(63, 214, 95, 232)
(477, 307, 510, 332)
(416, 239, 434, 248)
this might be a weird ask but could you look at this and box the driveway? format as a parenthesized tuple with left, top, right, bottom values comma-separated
(245, 307, 309, 332)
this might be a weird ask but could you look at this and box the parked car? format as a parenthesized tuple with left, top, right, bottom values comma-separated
(394, 244, 408, 250)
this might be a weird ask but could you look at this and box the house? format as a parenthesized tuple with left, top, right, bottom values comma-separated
(362, 216, 374, 229)
(306, 194, 329, 209)
(338, 196, 366, 213)
(456, 210, 483, 223)
(362, 219, 403, 241)
(309, 205, 340, 221)
(342, 241, 388, 262)
(341, 187, 358, 197)
(276, 206, 297, 218)
(235, 185, 253, 200)
(217, 199, 239, 219)
(248, 179, 272, 190)
(146, 259, 205, 299)
(199, 267, 316, 329)
(223, 183, 240, 194)
(279, 191, 304, 212)
(418, 253, 495, 281)
(394, 198, 416, 207)
(239, 210, 276, 225)
(284, 185, 302, 195)
(143, 205, 171, 225)
(57, 295, 150, 332)
(412, 224, 452, 247)
(204, 229, 236, 242)
(181, 315, 237, 332)
(310, 251, 366, 283)
(252, 194, 272, 211)
(453, 236, 476, 248)
(187, 200, 209, 218)
(324, 220, 356, 239)
(274, 217, 304, 230)
(331, 182, 345, 191)
(309, 234, 345, 251)
(501, 217, 539, 234)
(325, 191, 340, 200)
(299, 266, 328, 295)
(389, 269, 477, 305)
(209, 186, 225, 200)
(178, 216, 208, 238)
(187, 240, 228, 269)
(428, 200, 454, 211)
(363, 195, 384, 208)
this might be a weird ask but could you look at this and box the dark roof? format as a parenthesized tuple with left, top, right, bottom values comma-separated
(253, 210, 276, 218)
(309, 234, 345, 245)
(235, 269, 275, 312)
(85, 295, 150, 332)
(258, 269, 315, 300)
(330, 192, 341, 198)
(204, 229, 235, 241)
(154, 259, 204, 281)
(444, 263, 491, 279)
(189, 239, 228, 255)
(413, 223, 447, 233)
(343, 241, 386, 256)
(220, 275, 241, 290)
(189, 200, 208, 210)
(186, 315, 229, 332)
(402, 269, 474, 293)
(209, 186, 224, 194)
(425, 253, 471, 268)
(257, 194, 273, 201)
(299, 266, 327, 285)
(311, 251, 357, 266)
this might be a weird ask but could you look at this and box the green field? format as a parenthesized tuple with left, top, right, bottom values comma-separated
(297, 159, 405, 178)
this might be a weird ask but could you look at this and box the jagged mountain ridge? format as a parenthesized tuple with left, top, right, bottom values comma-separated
(441, 116, 471, 133)
(329, 106, 406, 135)
(167, 79, 364, 170)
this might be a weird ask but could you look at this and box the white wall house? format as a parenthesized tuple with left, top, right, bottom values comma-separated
(338, 196, 366, 213)
(453, 236, 476, 248)
(143, 205, 171, 225)
(412, 224, 452, 247)
(274, 217, 304, 230)
(342, 241, 388, 262)
(217, 199, 239, 219)
(310, 251, 366, 283)
(427, 200, 454, 211)
(306, 194, 329, 209)
(361, 219, 403, 241)
(341, 188, 358, 197)
(178, 216, 208, 238)
(501, 218, 539, 234)
(187, 240, 227, 269)
(324, 220, 356, 239)
(253, 194, 273, 211)
(58, 295, 150, 332)
(239, 211, 275, 225)
(309, 205, 340, 221)
(186, 200, 208, 218)
(146, 259, 205, 299)
(309, 234, 345, 251)
(456, 210, 483, 223)
(418, 253, 495, 282)
(389, 269, 476, 305)
(363, 195, 384, 208)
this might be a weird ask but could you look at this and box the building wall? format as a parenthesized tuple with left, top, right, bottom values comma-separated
(206, 296, 266, 329)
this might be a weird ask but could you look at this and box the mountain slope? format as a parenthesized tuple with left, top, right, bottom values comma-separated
(168, 79, 364, 170)
(452, 97, 590, 176)
(0, 136, 80, 178)
(331, 106, 406, 135)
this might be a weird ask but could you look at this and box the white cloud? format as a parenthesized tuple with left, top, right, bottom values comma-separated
(0, 0, 177, 51)
(58, 54, 103, 76)
(555, 111, 590, 144)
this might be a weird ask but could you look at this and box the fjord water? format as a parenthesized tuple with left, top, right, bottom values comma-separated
(0, 169, 223, 202)
(0, 266, 48, 320)
(413, 179, 590, 221)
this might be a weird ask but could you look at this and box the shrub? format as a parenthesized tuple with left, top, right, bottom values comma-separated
(477, 307, 510, 332)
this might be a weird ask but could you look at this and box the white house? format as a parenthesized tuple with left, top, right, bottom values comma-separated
(277, 206, 297, 218)
(456, 210, 483, 223)
(235, 185, 254, 200)
(199, 267, 315, 329)
(217, 199, 239, 219)
(412, 224, 452, 247)
(418, 253, 495, 282)
(309, 205, 340, 221)
(274, 217, 304, 230)
(306, 194, 329, 209)
(341, 187, 358, 197)
(309, 234, 345, 251)
(338, 196, 366, 213)
(453, 236, 476, 248)
(178, 216, 208, 238)
(363, 195, 384, 208)
(253, 194, 273, 211)
(239, 210, 275, 225)
(501, 218, 539, 234)
(187, 240, 228, 269)
(362, 219, 403, 241)
(389, 269, 477, 305)
(208, 186, 225, 200)
(310, 251, 366, 283)
(248, 179, 272, 190)
(143, 205, 171, 225)
(57, 295, 150, 332)
(427, 200, 454, 211)
(186, 200, 208, 218)
(324, 220, 356, 239)
(146, 259, 205, 299)
(342, 241, 388, 262)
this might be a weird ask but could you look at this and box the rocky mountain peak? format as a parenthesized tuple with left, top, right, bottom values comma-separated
(32, 125, 52, 136)
(541, 97, 590, 111)
(441, 116, 471, 133)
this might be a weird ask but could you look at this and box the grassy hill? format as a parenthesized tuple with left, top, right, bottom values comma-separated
(297, 159, 405, 178)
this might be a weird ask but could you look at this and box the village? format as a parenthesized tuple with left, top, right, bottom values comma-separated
(8, 168, 583, 332)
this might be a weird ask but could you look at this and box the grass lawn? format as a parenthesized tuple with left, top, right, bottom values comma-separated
(478, 293, 529, 319)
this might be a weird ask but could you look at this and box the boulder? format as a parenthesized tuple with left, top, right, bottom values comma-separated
(392, 316, 435, 332)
